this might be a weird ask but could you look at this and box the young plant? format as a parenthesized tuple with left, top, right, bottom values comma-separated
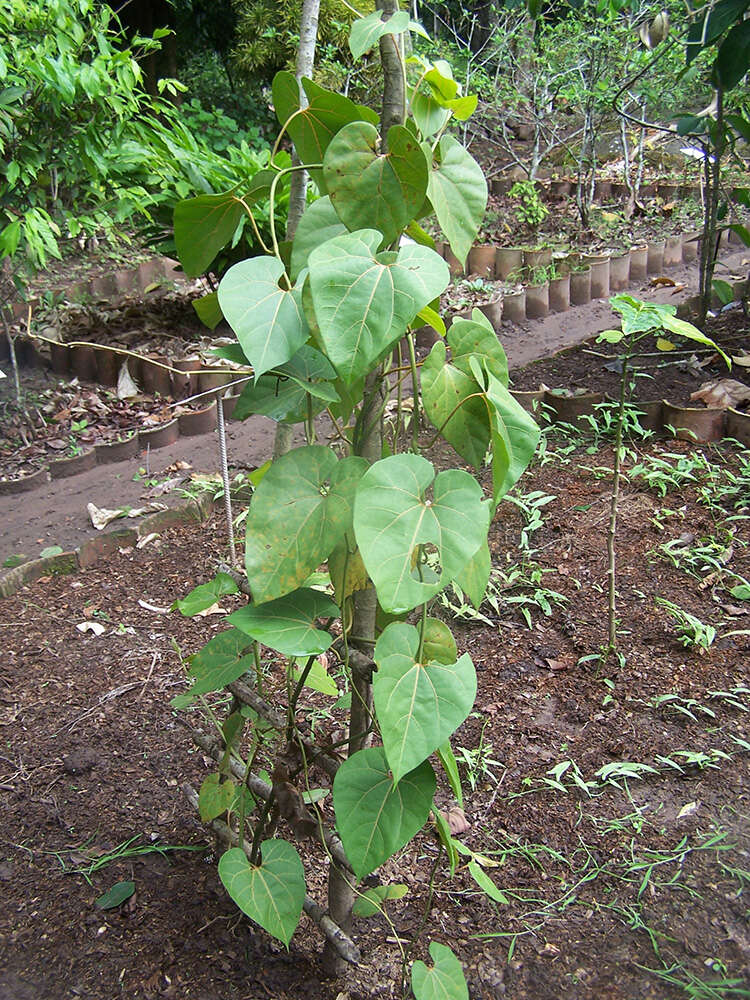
(655, 598, 716, 652)
(596, 294, 728, 663)
(170, 6, 539, 994)
(509, 180, 548, 230)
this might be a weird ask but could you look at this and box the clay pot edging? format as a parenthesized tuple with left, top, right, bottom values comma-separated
(141, 355, 173, 397)
(501, 287, 526, 324)
(0, 465, 50, 496)
(725, 408, 750, 446)
(629, 246, 648, 282)
(510, 389, 545, 414)
(70, 344, 98, 382)
(548, 273, 571, 313)
(94, 434, 139, 465)
(495, 247, 524, 281)
(49, 448, 97, 480)
(585, 256, 611, 299)
(476, 292, 504, 331)
(50, 341, 71, 375)
(177, 402, 218, 437)
(525, 281, 550, 320)
(633, 399, 665, 433)
(467, 244, 497, 279)
(569, 266, 592, 306)
(545, 391, 604, 423)
(138, 418, 180, 450)
(523, 247, 553, 270)
(681, 231, 700, 262)
(647, 240, 666, 275)
(171, 357, 202, 401)
(663, 235, 683, 268)
(95, 346, 120, 388)
(608, 251, 631, 292)
(662, 401, 726, 442)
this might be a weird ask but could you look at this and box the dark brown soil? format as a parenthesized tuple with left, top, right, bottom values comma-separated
(2, 429, 749, 1000)
(511, 306, 750, 407)
(477, 188, 712, 252)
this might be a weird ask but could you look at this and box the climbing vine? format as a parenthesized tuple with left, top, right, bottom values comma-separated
(171, 4, 539, 994)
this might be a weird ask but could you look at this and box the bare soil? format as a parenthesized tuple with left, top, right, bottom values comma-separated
(512, 306, 750, 407)
(1, 428, 749, 1000)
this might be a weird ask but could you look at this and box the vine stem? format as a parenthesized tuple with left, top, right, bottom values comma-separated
(406, 332, 420, 453)
(400, 842, 443, 996)
(605, 350, 629, 662)
(268, 162, 322, 272)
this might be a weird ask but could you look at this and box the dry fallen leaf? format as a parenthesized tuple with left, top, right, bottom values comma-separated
(192, 602, 228, 618)
(136, 532, 160, 549)
(76, 621, 106, 636)
(650, 276, 676, 287)
(137, 599, 170, 614)
(88, 503, 127, 530)
(690, 378, 750, 410)
(439, 806, 470, 836)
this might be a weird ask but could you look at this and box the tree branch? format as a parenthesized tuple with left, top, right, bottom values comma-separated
(183, 784, 360, 965)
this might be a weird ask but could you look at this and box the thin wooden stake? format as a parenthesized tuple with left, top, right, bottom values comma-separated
(216, 395, 236, 566)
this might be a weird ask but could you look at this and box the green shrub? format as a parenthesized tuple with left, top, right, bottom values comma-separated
(509, 180, 548, 230)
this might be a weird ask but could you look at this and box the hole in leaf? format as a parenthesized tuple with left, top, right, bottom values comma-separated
(411, 543, 441, 584)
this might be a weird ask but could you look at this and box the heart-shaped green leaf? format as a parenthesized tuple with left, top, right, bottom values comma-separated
(308, 229, 448, 383)
(448, 310, 508, 384)
(218, 256, 308, 380)
(171, 629, 256, 708)
(455, 540, 491, 609)
(373, 622, 476, 784)
(272, 72, 378, 190)
(412, 942, 469, 1000)
(410, 87, 450, 139)
(421, 618, 458, 665)
(172, 572, 239, 617)
(352, 883, 409, 917)
(424, 135, 486, 267)
(323, 122, 428, 248)
(174, 192, 244, 278)
(290, 656, 338, 697)
(232, 345, 339, 424)
(483, 369, 540, 501)
(421, 340, 491, 469)
(192, 291, 223, 330)
(290, 197, 347, 281)
(422, 343, 538, 504)
(244, 446, 367, 603)
(219, 842, 305, 948)
(199, 773, 236, 822)
(353, 454, 490, 613)
(333, 747, 435, 878)
(349, 9, 410, 59)
(425, 62, 459, 102)
(228, 588, 339, 657)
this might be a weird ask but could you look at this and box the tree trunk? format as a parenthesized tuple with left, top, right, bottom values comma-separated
(699, 87, 725, 325)
(321, 1, 406, 976)
(272, 0, 321, 462)
(286, 0, 321, 238)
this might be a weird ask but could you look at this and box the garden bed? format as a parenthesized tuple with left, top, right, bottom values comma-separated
(0, 366, 226, 490)
(1, 428, 748, 1000)
(511, 306, 750, 411)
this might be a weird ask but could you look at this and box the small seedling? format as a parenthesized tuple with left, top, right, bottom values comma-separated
(655, 598, 716, 652)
